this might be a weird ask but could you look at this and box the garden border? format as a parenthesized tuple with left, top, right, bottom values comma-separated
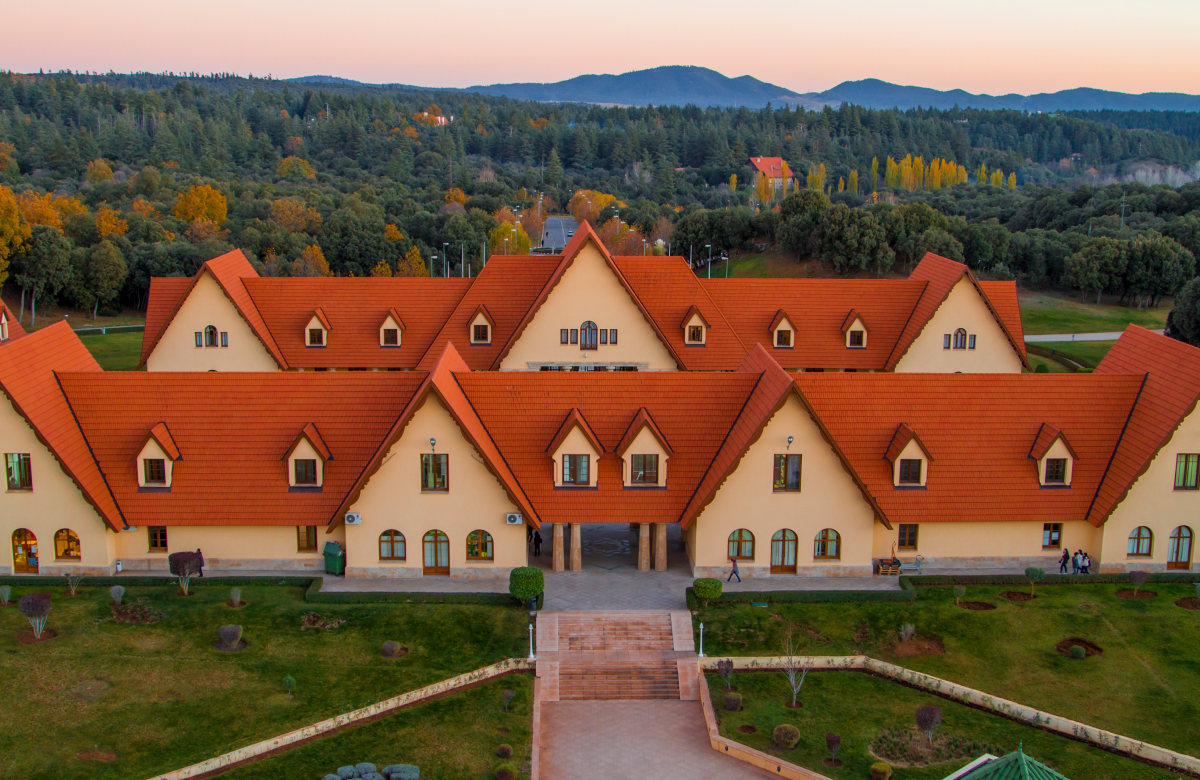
(686, 579, 917, 609)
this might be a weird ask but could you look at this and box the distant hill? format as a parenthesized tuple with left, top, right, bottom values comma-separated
(468, 66, 829, 109)
(288, 75, 367, 86)
(810, 78, 1200, 112)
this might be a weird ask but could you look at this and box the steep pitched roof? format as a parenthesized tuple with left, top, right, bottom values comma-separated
(59, 371, 422, 527)
(616, 407, 674, 457)
(955, 748, 1071, 780)
(1088, 325, 1200, 525)
(0, 322, 123, 530)
(770, 309, 796, 333)
(747, 157, 793, 178)
(546, 408, 605, 454)
(247, 277, 471, 369)
(382, 308, 406, 331)
(0, 302, 28, 341)
(144, 421, 181, 461)
(311, 307, 332, 331)
(137, 250, 286, 369)
(1028, 423, 1077, 461)
(471, 304, 496, 328)
(884, 423, 932, 462)
(841, 309, 866, 333)
(679, 304, 710, 330)
(140, 276, 192, 365)
(285, 422, 331, 462)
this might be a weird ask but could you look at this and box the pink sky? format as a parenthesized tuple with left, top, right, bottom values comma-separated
(5, 0, 1198, 96)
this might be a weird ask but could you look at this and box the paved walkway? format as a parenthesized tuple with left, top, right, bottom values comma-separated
(1025, 329, 1161, 342)
(540, 700, 772, 779)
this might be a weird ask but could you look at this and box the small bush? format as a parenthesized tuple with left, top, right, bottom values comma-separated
(899, 623, 915, 642)
(1129, 570, 1149, 595)
(870, 762, 893, 780)
(0, 585, 10, 605)
(953, 585, 965, 605)
(495, 764, 516, 780)
(508, 566, 544, 604)
(110, 585, 125, 605)
(18, 592, 52, 638)
(218, 624, 242, 648)
(1069, 645, 1086, 659)
(67, 575, 84, 595)
(496, 744, 513, 758)
(773, 724, 801, 749)
(230, 587, 242, 605)
(826, 732, 841, 759)
(716, 658, 735, 689)
(168, 551, 203, 595)
(382, 640, 402, 657)
(693, 577, 722, 606)
(282, 674, 297, 696)
(383, 765, 419, 780)
(723, 692, 742, 712)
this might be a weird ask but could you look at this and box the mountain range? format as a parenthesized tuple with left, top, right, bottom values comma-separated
(288, 67, 1200, 112)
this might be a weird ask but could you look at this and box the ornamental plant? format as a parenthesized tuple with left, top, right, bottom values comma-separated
(67, 575, 84, 596)
(283, 674, 297, 697)
(1025, 566, 1045, 596)
(502, 689, 515, 713)
(230, 587, 242, 606)
(18, 592, 52, 639)
(218, 624, 242, 649)
(1069, 645, 1086, 660)
(693, 578, 722, 607)
(773, 724, 801, 749)
(508, 566, 544, 606)
(1129, 570, 1149, 595)
(110, 585, 124, 605)
(953, 585, 966, 605)
(0, 585, 11, 605)
(716, 658, 735, 690)
(168, 551, 203, 595)
(496, 744, 513, 758)
(723, 692, 742, 712)
(870, 762, 893, 780)
(915, 705, 943, 747)
(826, 732, 842, 762)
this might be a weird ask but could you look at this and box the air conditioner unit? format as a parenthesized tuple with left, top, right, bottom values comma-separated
(505, 513, 523, 525)
(345, 513, 362, 525)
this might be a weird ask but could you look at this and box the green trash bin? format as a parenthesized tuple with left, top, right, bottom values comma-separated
(322, 541, 345, 576)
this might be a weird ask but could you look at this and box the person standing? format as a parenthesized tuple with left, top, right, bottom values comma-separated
(533, 531, 543, 557)
(1072, 550, 1081, 575)
(1059, 549, 1069, 574)
(726, 557, 741, 583)
(1082, 552, 1092, 574)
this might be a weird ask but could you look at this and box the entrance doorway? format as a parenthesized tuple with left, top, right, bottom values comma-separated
(422, 530, 449, 575)
(12, 528, 38, 574)
(1168, 526, 1193, 570)
(771, 529, 797, 574)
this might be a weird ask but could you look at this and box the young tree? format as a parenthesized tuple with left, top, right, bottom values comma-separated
(915, 705, 942, 747)
(779, 623, 811, 708)
(870, 157, 879, 190)
(18, 592, 52, 639)
(546, 149, 564, 187)
(291, 245, 332, 277)
(1025, 566, 1046, 596)
(168, 551, 203, 595)
(1128, 570, 1149, 596)
(85, 240, 128, 319)
(716, 658, 735, 691)
(396, 245, 431, 277)
(370, 259, 393, 277)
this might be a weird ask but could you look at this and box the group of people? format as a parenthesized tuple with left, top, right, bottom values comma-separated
(1059, 549, 1093, 574)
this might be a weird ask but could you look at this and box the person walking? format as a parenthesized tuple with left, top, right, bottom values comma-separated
(1072, 550, 1081, 575)
(726, 557, 741, 583)
(1059, 549, 1069, 574)
(1082, 552, 1092, 574)
(533, 531, 543, 557)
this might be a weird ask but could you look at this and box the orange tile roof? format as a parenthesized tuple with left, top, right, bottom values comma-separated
(0, 302, 28, 341)
(747, 157, 793, 178)
(140, 276, 192, 365)
(286, 422, 332, 462)
(57, 371, 423, 526)
(884, 423, 932, 463)
(978, 281, 1026, 361)
(0, 322, 124, 529)
(546, 409, 605, 454)
(146, 421, 181, 461)
(1089, 326, 1200, 525)
(312, 307, 332, 331)
(616, 407, 674, 457)
(247, 277, 472, 369)
(1028, 423, 1076, 461)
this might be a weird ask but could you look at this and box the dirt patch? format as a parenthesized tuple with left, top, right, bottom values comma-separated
(110, 597, 166, 625)
(1000, 591, 1036, 602)
(784, 700, 804, 709)
(823, 758, 844, 768)
(738, 724, 757, 734)
(16, 629, 57, 644)
(1115, 589, 1157, 600)
(957, 601, 996, 611)
(227, 599, 246, 608)
(214, 639, 249, 652)
(1175, 597, 1200, 610)
(69, 679, 112, 700)
(870, 727, 1002, 768)
(76, 749, 119, 762)
(892, 636, 946, 657)
(1056, 637, 1103, 657)
(852, 623, 870, 643)
(301, 612, 346, 631)
(803, 627, 829, 644)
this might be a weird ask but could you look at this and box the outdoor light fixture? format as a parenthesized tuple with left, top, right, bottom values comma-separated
(787, 435, 794, 451)
(429, 438, 436, 451)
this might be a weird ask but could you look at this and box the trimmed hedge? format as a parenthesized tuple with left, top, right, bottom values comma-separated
(685, 578, 917, 608)
(904, 572, 1200, 588)
(305, 578, 543, 609)
(0, 575, 314, 588)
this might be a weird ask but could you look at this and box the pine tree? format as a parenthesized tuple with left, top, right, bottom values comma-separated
(546, 149, 563, 186)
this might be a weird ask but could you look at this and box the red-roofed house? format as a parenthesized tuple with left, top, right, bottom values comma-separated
(747, 156, 796, 191)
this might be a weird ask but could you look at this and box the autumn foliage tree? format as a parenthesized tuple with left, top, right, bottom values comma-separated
(173, 184, 228, 224)
(396, 245, 430, 277)
(277, 156, 316, 179)
(85, 159, 114, 184)
(0, 186, 29, 283)
(270, 199, 322, 233)
(94, 205, 128, 238)
(370, 259, 393, 277)
(291, 245, 332, 277)
(384, 223, 404, 242)
(490, 223, 531, 255)
(444, 188, 467, 205)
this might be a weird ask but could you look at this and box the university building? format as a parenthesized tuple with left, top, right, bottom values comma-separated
(1, 223, 1196, 579)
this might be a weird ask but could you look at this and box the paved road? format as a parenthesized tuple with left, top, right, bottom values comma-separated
(1025, 329, 1162, 343)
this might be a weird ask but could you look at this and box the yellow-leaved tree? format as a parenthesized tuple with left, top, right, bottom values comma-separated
(131, 198, 158, 219)
(85, 159, 114, 184)
(277, 156, 316, 179)
(396, 245, 431, 277)
(848, 170, 858, 195)
(444, 187, 467, 205)
(384, 223, 404, 242)
(174, 184, 228, 224)
(978, 163, 988, 184)
(17, 191, 63, 229)
(1007, 172, 1018, 189)
(870, 157, 879, 189)
(728, 174, 737, 190)
(291, 245, 332, 277)
(270, 199, 322, 233)
(489, 223, 531, 255)
(94, 205, 128, 238)
(370, 259, 393, 277)
(990, 169, 1004, 186)
(755, 172, 772, 204)
(0, 185, 28, 284)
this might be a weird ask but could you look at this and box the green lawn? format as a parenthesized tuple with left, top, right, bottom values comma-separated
(0, 581, 528, 780)
(221, 675, 532, 780)
(1025, 353, 1069, 373)
(78, 331, 144, 371)
(711, 671, 1177, 780)
(1018, 292, 1169, 335)
(1033, 340, 1117, 369)
(694, 583, 1200, 759)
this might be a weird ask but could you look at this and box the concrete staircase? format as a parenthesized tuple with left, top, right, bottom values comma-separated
(559, 661, 680, 700)
(557, 611, 674, 651)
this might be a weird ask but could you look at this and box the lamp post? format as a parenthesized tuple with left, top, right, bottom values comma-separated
(443, 242, 449, 277)
(431, 255, 437, 276)
(698, 622, 705, 657)
(528, 623, 536, 660)
(706, 245, 712, 279)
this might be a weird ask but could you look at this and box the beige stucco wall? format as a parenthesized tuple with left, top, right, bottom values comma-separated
(1100, 407, 1200, 572)
(689, 393, 878, 577)
(113, 524, 337, 572)
(146, 272, 279, 372)
(500, 242, 678, 370)
(344, 395, 527, 578)
(871, 519, 1101, 569)
(0, 394, 115, 575)
(620, 425, 669, 487)
(550, 426, 599, 488)
(895, 279, 1023, 373)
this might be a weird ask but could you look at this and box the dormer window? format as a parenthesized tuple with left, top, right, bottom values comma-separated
(842, 310, 867, 349)
(688, 325, 703, 342)
(306, 308, 331, 348)
(898, 459, 922, 484)
(1044, 459, 1066, 484)
(383, 329, 398, 346)
(630, 454, 658, 484)
(775, 329, 792, 348)
(144, 458, 166, 485)
(294, 459, 317, 485)
(617, 408, 671, 488)
(380, 308, 405, 348)
(1029, 424, 1075, 488)
(1, 312, 9, 341)
(681, 305, 708, 346)
(308, 328, 324, 346)
(470, 305, 495, 345)
(137, 422, 180, 491)
(886, 423, 931, 489)
(849, 330, 864, 347)
(285, 423, 330, 491)
(562, 454, 590, 485)
(548, 408, 603, 488)
(770, 310, 796, 350)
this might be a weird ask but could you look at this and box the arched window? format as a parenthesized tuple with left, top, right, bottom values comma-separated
(1127, 526, 1153, 557)
(952, 329, 968, 350)
(466, 530, 494, 561)
(54, 529, 81, 560)
(814, 529, 841, 560)
(204, 325, 218, 347)
(771, 529, 797, 574)
(379, 530, 406, 561)
(11, 528, 38, 573)
(423, 530, 449, 575)
(580, 321, 598, 350)
(1168, 526, 1193, 569)
(727, 529, 755, 560)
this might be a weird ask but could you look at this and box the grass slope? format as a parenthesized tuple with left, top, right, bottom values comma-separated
(1034, 340, 1118, 368)
(1018, 292, 1169, 335)
(78, 331, 143, 371)
(0, 582, 527, 780)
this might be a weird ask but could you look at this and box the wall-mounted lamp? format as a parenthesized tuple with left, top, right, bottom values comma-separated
(429, 437, 436, 452)
(787, 435, 794, 451)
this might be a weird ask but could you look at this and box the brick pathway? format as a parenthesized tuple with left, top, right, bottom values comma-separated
(540, 700, 773, 779)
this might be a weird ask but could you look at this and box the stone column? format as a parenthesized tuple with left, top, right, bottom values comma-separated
(569, 523, 582, 571)
(654, 523, 667, 572)
(552, 523, 565, 572)
(638, 523, 651, 571)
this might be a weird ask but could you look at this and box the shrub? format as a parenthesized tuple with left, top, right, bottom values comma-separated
(870, 762, 893, 780)
(1129, 570, 1149, 595)
(383, 765, 419, 780)
(899, 623, 915, 642)
(915, 705, 942, 747)
(18, 592, 52, 638)
(1025, 566, 1045, 596)
(218, 624, 242, 648)
(716, 658, 735, 690)
(723, 692, 742, 712)
(508, 566, 544, 604)
(356, 763, 377, 776)
(168, 551, 203, 595)
(383, 640, 402, 657)
(324, 775, 341, 780)
(693, 577, 722, 606)
(230, 587, 242, 605)
(283, 674, 297, 696)
(496, 744, 513, 758)
(337, 767, 357, 779)
(67, 575, 84, 596)
(495, 764, 517, 780)
(1034, 363, 1049, 373)
(953, 585, 965, 605)
(773, 724, 801, 749)
(0, 585, 9, 605)
(826, 732, 841, 760)
(1069, 645, 1086, 659)
(502, 689, 515, 712)
(110, 585, 125, 605)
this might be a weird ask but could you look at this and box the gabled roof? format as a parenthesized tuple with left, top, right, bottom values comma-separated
(747, 157, 792, 177)
(285, 422, 332, 462)
(679, 304, 710, 330)
(138, 250, 286, 369)
(140, 276, 192, 365)
(955, 748, 1071, 780)
(1028, 423, 1077, 461)
(0, 302, 28, 341)
(546, 408, 605, 455)
(884, 423, 933, 462)
(1088, 325, 1200, 525)
(142, 422, 181, 461)
(841, 309, 866, 333)
(381, 308, 406, 331)
(310, 307, 331, 331)
(0, 323, 124, 530)
(616, 408, 674, 457)
(336, 341, 541, 528)
(471, 304, 496, 328)
(770, 309, 796, 333)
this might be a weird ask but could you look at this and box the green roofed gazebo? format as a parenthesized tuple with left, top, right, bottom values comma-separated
(945, 747, 1071, 780)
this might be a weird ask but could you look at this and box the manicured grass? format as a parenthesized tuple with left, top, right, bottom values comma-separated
(0, 582, 528, 780)
(1035, 340, 1118, 368)
(78, 331, 144, 371)
(221, 675, 533, 780)
(1026, 353, 1068, 373)
(1018, 292, 1169, 335)
(694, 583, 1200, 758)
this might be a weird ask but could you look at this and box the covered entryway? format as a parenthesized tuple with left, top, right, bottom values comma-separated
(422, 530, 449, 575)
(12, 528, 38, 574)
(1169, 526, 1193, 570)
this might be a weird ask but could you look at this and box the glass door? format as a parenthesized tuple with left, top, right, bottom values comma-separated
(423, 530, 450, 575)
(12, 529, 38, 574)
(771, 529, 797, 574)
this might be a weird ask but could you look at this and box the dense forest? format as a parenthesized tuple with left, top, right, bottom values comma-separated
(0, 71, 1197, 330)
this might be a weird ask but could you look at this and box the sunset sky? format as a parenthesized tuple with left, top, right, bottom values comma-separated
(6, 0, 1198, 96)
